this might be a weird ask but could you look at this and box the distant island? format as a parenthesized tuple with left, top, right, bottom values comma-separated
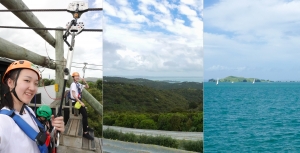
(208, 76, 274, 83)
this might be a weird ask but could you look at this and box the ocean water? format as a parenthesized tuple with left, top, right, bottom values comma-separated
(204, 82, 300, 152)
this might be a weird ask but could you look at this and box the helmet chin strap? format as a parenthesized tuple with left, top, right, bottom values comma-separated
(10, 69, 26, 115)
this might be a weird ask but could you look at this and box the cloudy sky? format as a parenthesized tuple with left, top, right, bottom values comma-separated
(204, 0, 300, 81)
(102, 0, 203, 81)
(0, 0, 102, 79)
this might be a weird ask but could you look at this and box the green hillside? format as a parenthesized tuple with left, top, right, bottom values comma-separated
(209, 76, 272, 82)
(103, 82, 202, 113)
(103, 77, 203, 132)
(103, 76, 203, 90)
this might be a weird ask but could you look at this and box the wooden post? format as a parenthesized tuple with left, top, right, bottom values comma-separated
(55, 27, 64, 99)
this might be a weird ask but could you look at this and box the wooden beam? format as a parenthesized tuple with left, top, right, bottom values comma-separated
(0, 37, 56, 69)
(0, 0, 56, 47)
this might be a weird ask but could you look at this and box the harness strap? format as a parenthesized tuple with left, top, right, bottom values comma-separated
(0, 107, 47, 146)
(24, 106, 45, 130)
(0, 109, 40, 141)
(69, 82, 82, 101)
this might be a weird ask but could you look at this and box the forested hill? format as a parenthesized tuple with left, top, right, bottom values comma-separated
(103, 76, 203, 90)
(103, 77, 203, 113)
(208, 76, 272, 82)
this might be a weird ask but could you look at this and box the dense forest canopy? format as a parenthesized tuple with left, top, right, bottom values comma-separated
(103, 77, 203, 113)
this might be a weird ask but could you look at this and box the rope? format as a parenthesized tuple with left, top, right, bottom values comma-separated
(0, 8, 103, 12)
(71, 66, 102, 70)
(40, 78, 62, 101)
(0, 26, 102, 32)
(72, 62, 102, 66)
(53, 60, 102, 66)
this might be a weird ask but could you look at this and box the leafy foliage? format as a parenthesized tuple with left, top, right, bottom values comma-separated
(180, 140, 203, 152)
(96, 79, 102, 90)
(104, 112, 203, 132)
(103, 82, 202, 113)
(103, 77, 203, 132)
(83, 80, 103, 137)
(40, 79, 55, 86)
(103, 128, 179, 148)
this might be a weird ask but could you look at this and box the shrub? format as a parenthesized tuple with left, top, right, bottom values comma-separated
(138, 119, 157, 129)
(103, 128, 179, 149)
(87, 88, 102, 103)
(103, 128, 119, 140)
(119, 132, 137, 142)
(103, 115, 115, 125)
(192, 112, 203, 132)
(181, 140, 203, 153)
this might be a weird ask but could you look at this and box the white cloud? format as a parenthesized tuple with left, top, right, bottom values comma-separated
(205, 0, 300, 36)
(103, 24, 202, 76)
(102, 1, 117, 17)
(181, 0, 196, 5)
(116, 0, 128, 6)
(93, 0, 103, 8)
(179, 4, 197, 16)
(156, 3, 170, 15)
(92, 13, 99, 19)
(101, 0, 203, 79)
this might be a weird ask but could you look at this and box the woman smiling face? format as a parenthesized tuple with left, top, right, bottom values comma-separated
(7, 69, 39, 104)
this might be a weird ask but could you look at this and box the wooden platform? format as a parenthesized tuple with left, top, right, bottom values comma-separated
(59, 115, 100, 152)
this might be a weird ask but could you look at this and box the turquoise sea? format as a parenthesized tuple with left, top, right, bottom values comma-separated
(204, 82, 300, 152)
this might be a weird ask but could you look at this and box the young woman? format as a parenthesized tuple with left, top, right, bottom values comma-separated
(0, 60, 64, 153)
(69, 72, 94, 140)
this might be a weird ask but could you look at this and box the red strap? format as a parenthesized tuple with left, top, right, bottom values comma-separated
(45, 132, 51, 146)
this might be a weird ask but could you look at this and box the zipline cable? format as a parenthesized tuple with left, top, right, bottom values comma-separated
(0, 26, 102, 32)
(0, 8, 102, 12)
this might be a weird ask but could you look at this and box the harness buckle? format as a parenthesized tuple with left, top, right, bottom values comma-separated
(35, 132, 47, 146)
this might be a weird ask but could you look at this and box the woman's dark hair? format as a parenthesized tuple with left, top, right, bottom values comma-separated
(1, 69, 20, 109)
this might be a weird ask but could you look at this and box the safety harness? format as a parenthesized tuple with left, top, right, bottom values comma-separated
(0, 106, 49, 153)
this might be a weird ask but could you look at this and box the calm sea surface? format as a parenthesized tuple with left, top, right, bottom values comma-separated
(204, 82, 300, 152)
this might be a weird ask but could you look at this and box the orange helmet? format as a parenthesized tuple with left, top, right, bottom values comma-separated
(2, 60, 41, 84)
(72, 72, 80, 77)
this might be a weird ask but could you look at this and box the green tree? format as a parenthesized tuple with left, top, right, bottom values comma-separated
(87, 88, 102, 104)
(88, 82, 96, 89)
(96, 79, 102, 90)
(41, 78, 55, 86)
(84, 86, 103, 137)
(138, 119, 157, 129)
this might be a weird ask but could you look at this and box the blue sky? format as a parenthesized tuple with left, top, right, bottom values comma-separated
(102, 0, 203, 81)
(204, 0, 300, 81)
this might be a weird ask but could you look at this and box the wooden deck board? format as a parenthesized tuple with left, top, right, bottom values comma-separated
(77, 119, 83, 137)
(90, 130, 96, 150)
(64, 118, 71, 135)
(69, 119, 78, 136)
(82, 134, 89, 150)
